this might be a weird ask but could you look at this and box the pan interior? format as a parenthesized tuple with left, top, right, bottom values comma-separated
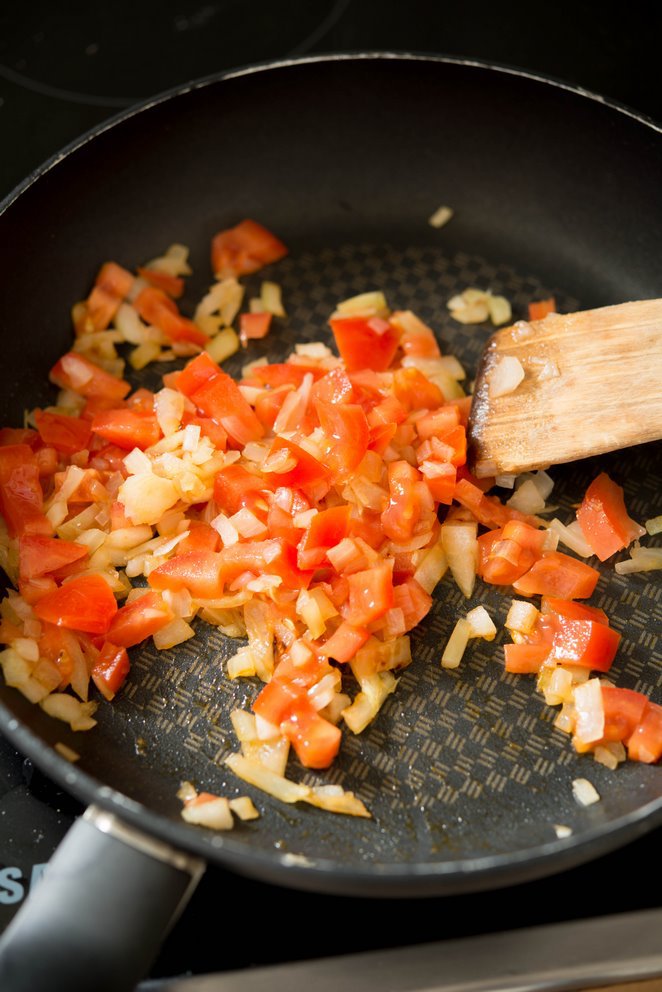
(0, 57, 660, 892)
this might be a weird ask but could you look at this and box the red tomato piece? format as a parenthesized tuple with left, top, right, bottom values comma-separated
(213, 464, 271, 516)
(148, 551, 224, 599)
(393, 367, 445, 411)
(239, 311, 272, 343)
(281, 703, 342, 769)
(0, 444, 51, 538)
(106, 591, 174, 647)
(392, 577, 433, 632)
(49, 352, 131, 404)
(0, 428, 38, 448)
(601, 687, 649, 743)
(318, 621, 370, 663)
(190, 368, 264, 446)
(134, 286, 207, 346)
(415, 406, 461, 441)
(33, 411, 90, 456)
(454, 478, 541, 529)
(19, 535, 88, 581)
(91, 409, 161, 451)
(136, 266, 184, 299)
(315, 399, 369, 475)
(512, 551, 600, 599)
(626, 703, 662, 764)
(311, 367, 354, 405)
(265, 437, 330, 489)
(546, 615, 621, 671)
(91, 641, 131, 701)
(528, 297, 556, 321)
(246, 362, 325, 389)
(82, 261, 134, 332)
(346, 562, 394, 627)
(423, 462, 457, 504)
(211, 219, 288, 278)
(298, 505, 350, 569)
(177, 521, 221, 554)
(540, 597, 610, 625)
(504, 643, 550, 673)
(176, 352, 222, 397)
(381, 461, 424, 544)
(576, 472, 645, 561)
(329, 316, 401, 372)
(34, 574, 118, 635)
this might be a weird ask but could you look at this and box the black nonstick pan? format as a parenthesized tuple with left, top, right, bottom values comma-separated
(0, 54, 660, 991)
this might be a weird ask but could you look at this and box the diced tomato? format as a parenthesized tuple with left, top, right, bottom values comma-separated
(318, 621, 370, 663)
(252, 676, 306, 725)
(381, 461, 427, 543)
(298, 505, 350, 569)
(393, 577, 433, 632)
(540, 597, 610, 625)
(454, 477, 540, 529)
(91, 409, 161, 451)
(34, 574, 118, 635)
(0, 428, 38, 448)
(265, 437, 329, 490)
(311, 367, 354, 405)
(601, 687, 649, 743)
(0, 444, 51, 538)
(19, 576, 58, 605)
(254, 388, 289, 432)
(247, 362, 325, 389)
(390, 310, 441, 358)
(91, 641, 131, 700)
(281, 703, 342, 769)
(80, 261, 134, 332)
(546, 614, 621, 671)
(213, 464, 271, 516)
(512, 551, 600, 599)
(211, 219, 288, 278)
(528, 297, 556, 321)
(136, 266, 184, 299)
(178, 521, 221, 554)
(148, 551, 224, 599)
(50, 352, 131, 404)
(34, 411, 91, 455)
(190, 368, 263, 446)
(415, 406, 460, 441)
(176, 352, 222, 398)
(239, 311, 272, 343)
(626, 703, 662, 764)
(19, 534, 88, 581)
(346, 562, 394, 627)
(504, 643, 550, 673)
(423, 462, 457, 504)
(330, 315, 401, 372)
(393, 367, 444, 411)
(315, 399, 369, 476)
(106, 591, 173, 647)
(576, 472, 645, 561)
(134, 286, 207, 347)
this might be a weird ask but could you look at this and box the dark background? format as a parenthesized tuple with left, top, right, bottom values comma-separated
(0, 1, 660, 985)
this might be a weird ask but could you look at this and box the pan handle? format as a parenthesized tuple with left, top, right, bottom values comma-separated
(0, 804, 206, 992)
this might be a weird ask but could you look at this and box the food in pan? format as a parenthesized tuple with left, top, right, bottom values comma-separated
(0, 221, 660, 827)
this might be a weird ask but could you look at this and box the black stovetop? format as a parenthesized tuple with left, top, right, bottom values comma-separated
(1, 1, 660, 985)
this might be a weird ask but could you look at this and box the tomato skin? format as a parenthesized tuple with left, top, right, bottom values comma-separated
(393, 577, 433, 632)
(19, 535, 88, 581)
(34, 574, 118, 635)
(239, 311, 272, 343)
(512, 552, 600, 599)
(576, 472, 645, 561)
(329, 316, 401, 372)
(81, 261, 134, 332)
(91, 409, 162, 450)
(106, 591, 173, 647)
(454, 478, 540, 529)
(504, 643, 550, 673)
(541, 597, 609, 625)
(211, 219, 288, 278)
(546, 615, 621, 671)
(176, 352, 222, 398)
(136, 266, 184, 299)
(177, 521, 221, 554)
(298, 505, 350, 569)
(91, 641, 130, 700)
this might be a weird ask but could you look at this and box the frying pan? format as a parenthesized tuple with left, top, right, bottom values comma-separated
(0, 53, 660, 991)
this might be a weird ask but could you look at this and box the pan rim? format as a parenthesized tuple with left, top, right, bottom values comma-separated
(0, 51, 661, 896)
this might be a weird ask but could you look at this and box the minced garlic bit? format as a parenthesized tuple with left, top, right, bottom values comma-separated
(447, 288, 512, 327)
(428, 205, 454, 229)
(572, 777, 600, 807)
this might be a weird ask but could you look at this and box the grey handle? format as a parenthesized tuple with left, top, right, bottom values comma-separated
(0, 806, 205, 992)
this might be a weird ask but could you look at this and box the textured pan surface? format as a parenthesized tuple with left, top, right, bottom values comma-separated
(0, 55, 660, 895)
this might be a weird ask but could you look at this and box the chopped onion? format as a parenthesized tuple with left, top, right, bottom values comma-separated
(615, 544, 662, 574)
(181, 794, 233, 830)
(428, 204, 454, 229)
(441, 618, 471, 669)
(572, 778, 600, 807)
(548, 518, 593, 558)
(229, 796, 260, 820)
(572, 678, 605, 746)
(489, 356, 525, 398)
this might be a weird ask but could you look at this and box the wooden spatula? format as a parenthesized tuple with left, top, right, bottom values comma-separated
(466, 298, 662, 478)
